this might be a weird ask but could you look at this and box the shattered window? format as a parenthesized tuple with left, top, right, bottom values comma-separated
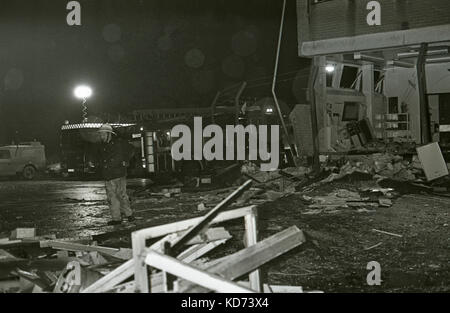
(340, 66, 359, 89)
(374, 70, 384, 93)
(374, 71, 381, 87)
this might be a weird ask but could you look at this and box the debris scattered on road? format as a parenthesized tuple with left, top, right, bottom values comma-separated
(364, 242, 383, 251)
(0, 180, 307, 293)
(372, 229, 403, 238)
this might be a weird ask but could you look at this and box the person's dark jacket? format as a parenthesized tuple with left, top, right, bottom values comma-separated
(98, 136, 135, 180)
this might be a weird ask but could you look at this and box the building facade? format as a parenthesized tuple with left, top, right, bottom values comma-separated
(296, 0, 450, 153)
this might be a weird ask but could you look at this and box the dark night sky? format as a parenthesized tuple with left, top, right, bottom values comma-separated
(0, 0, 308, 157)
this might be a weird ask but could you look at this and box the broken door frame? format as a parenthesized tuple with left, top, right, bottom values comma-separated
(131, 205, 261, 293)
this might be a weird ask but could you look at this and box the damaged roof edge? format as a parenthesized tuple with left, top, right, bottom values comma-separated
(299, 24, 450, 57)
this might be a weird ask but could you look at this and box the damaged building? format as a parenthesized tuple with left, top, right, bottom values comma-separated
(1, 0, 450, 297)
(294, 0, 450, 157)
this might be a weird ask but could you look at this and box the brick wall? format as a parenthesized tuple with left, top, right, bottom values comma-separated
(297, 0, 450, 43)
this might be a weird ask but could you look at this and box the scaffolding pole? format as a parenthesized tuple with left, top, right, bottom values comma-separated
(417, 43, 432, 144)
(271, 0, 298, 167)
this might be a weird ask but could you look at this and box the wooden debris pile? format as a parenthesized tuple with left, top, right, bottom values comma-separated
(0, 180, 308, 293)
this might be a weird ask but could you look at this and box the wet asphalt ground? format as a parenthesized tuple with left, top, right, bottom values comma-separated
(0, 179, 153, 238)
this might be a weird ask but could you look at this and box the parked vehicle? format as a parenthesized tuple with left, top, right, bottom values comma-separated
(60, 123, 102, 178)
(0, 142, 46, 180)
(60, 122, 137, 178)
(60, 121, 190, 180)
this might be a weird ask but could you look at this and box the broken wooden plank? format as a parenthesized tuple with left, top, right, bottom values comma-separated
(19, 276, 36, 292)
(372, 229, 403, 238)
(54, 261, 102, 293)
(0, 279, 21, 293)
(31, 284, 47, 293)
(145, 250, 255, 293)
(79, 251, 109, 265)
(10, 228, 36, 240)
(83, 238, 229, 293)
(364, 242, 383, 251)
(104, 281, 135, 293)
(184, 227, 231, 245)
(150, 227, 231, 252)
(56, 250, 69, 259)
(101, 274, 209, 293)
(15, 269, 54, 292)
(99, 242, 231, 294)
(0, 249, 17, 260)
(163, 182, 251, 291)
(132, 205, 255, 293)
(40, 241, 132, 260)
(0, 238, 23, 246)
(0, 259, 75, 279)
(133, 206, 255, 243)
(20, 234, 57, 242)
(267, 285, 304, 293)
(178, 226, 306, 292)
(244, 206, 262, 292)
(108, 249, 133, 260)
(238, 281, 304, 293)
(81, 259, 134, 293)
(43, 236, 93, 243)
(176, 239, 228, 263)
(169, 180, 252, 256)
(149, 226, 231, 289)
(40, 241, 118, 254)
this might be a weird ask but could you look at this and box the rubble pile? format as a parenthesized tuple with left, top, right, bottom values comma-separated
(241, 162, 311, 195)
(300, 188, 394, 215)
(238, 144, 450, 216)
(321, 153, 425, 184)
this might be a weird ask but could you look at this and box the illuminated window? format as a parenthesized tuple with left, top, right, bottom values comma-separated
(326, 69, 334, 87)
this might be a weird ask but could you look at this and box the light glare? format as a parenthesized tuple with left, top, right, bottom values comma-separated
(74, 85, 92, 99)
(325, 65, 335, 73)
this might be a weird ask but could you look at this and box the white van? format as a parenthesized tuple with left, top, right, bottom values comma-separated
(0, 142, 46, 180)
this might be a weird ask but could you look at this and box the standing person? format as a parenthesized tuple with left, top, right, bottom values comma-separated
(97, 124, 135, 225)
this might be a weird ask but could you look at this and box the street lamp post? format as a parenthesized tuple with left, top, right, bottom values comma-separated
(74, 85, 92, 123)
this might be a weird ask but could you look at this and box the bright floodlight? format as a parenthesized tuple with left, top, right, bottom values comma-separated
(74, 85, 92, 99)
(325, 64, 335, 73)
